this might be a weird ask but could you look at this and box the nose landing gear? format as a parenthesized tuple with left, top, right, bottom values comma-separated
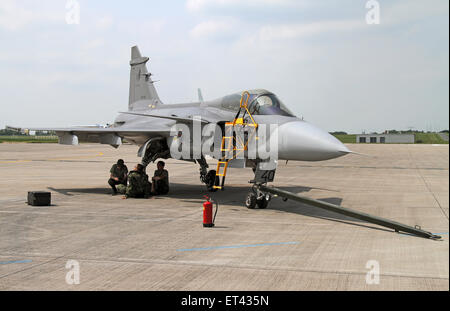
(245, 162, 277, 209)
(245, 185, 272, 209)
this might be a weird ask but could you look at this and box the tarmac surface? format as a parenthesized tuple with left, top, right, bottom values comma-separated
(0, 143, 448, 290)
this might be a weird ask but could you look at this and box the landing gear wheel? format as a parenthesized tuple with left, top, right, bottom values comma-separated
(245, 192, 257, 209)
(205, 170, 220, 192)
(257, 197, 269, 209)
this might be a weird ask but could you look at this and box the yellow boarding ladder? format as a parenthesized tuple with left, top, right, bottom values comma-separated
(214, 91, 258, 190)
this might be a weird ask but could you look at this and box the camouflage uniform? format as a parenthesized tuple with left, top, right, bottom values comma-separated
(108, 164, 128, 194)
(110, 164, 128, 182)
(125, 170, 151, 198)
(116, 184, 127, 195)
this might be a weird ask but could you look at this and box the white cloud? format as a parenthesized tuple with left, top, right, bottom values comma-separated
(255, 0, 449, 41)
(95, 16, 114, 31)
(0, 1, 36, 30)
(383, 0, 449, 25)
(116, 19, 166, 38)
(186, 0, 297, 12)
(190, 19, 238, 38)
(258, 20, 365, 41)
(0, 0, 62, 30)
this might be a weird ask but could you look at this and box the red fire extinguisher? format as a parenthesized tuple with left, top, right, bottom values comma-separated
(203, 195, 218, 227)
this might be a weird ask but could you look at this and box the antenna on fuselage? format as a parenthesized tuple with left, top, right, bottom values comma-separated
(198, 88, 204, 103)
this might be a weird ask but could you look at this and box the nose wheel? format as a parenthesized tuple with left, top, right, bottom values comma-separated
(257, 196, 269, 209)
(245, 187, 271, 209)
(245, 192, 257, 209)
(245, 163, 276, 209)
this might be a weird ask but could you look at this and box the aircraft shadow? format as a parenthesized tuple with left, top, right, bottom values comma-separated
(47, 183, 390, 233)
(167, 183, 313, 204)
(47, 187, 111, 196)
(152, 183, 371, 226)
(170, 183, 389, 232)
(269, 197, 365, 223)
(268, 197, 393, 233)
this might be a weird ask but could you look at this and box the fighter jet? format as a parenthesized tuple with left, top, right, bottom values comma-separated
(29, 46, 351, 208)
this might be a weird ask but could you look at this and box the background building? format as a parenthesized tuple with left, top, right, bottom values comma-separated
(356, 134, 415, 143)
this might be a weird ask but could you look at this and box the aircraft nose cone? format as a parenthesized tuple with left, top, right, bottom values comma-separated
(278, 121, 350, 161)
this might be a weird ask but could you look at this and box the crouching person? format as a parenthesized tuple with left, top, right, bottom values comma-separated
(108, 159, 128, 195)
(151, 161, 169, 195)
(122, 164, 152, 199)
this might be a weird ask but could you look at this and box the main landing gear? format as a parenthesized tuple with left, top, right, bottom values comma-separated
(198, 157, 219, 192)
(140, 138, 170, 168)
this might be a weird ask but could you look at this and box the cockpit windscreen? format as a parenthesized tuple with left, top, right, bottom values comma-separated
(248, 94, 294, 117)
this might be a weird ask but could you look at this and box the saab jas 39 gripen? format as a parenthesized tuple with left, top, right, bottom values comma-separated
(28, 46, 351, 209)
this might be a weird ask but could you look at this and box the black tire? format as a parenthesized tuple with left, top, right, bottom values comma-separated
(245, 192, 257, 209)
(257, 197, 269, 209)
(206, 170, 219, 192)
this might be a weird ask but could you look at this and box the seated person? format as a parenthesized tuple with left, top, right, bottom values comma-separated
(108, 159, 128, 195)
(121, 164, 151, 199)
(151, 161, 169, 195)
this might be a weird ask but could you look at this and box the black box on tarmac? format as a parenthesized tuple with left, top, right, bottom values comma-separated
(27, 191, 51, 206)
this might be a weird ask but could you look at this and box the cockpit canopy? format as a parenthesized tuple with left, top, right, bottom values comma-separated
(219, 89, 295, 117)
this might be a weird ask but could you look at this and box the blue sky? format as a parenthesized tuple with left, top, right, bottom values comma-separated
(0, 0, 448, 133)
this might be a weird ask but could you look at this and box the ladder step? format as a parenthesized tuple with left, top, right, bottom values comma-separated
(221, 136, 233, 151)
(214, 91, 258, 192)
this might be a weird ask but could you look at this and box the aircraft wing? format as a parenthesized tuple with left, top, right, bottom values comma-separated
(29, 127, 170, 134)
(26, 126, 172, 147)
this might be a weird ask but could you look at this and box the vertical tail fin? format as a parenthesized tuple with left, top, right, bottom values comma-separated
(129, 46, 162, 111)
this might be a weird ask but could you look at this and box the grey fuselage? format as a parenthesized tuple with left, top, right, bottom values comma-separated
(113, 88, 350, 162)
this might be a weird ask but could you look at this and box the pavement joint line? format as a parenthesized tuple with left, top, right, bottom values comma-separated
(293, 165, 448, 171)
(0, 210, 206, 265)
(1, 254, 447, 282)
(0, 213, 128, 256)
(0, 210, 349, 227)
(176, 241, 300, 252)
(0, 152, 104, 164)
(0, 259, 32, 265)
(407, 145, 449, 221)
(0, 208, 443, 232)
(0, 256, 64, 280)
(0, 160, 32, 164)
